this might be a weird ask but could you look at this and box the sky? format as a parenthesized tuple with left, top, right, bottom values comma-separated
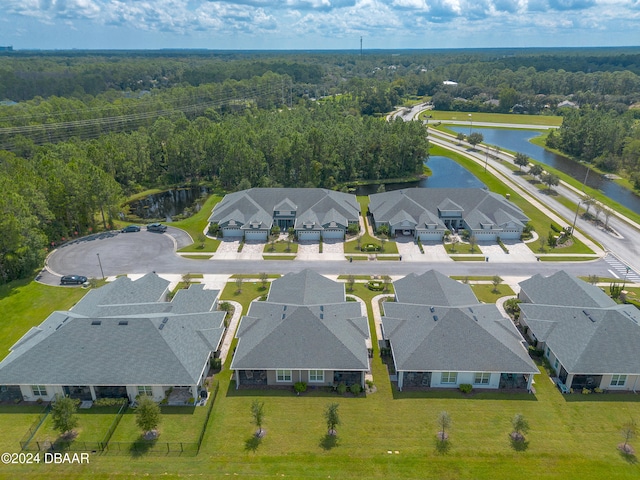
(1, 0, 640, 51)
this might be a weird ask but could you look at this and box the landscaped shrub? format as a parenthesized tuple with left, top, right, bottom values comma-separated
(367, 281, 384, 291)
(350, 383, 362, 395)
(366, 380, 374, 390)
(94, 397, 124, 407)
(362, 243, 381, 252)
(336, 382, 347, 395)
(294, 382, 307, 394)
(550, 223, 562, 233)
(459, 384, 473, 394)
(582, 388, 591, 395)
(528, 345, 544, 358)
(496, 237, 509, 254)
(416, 237, 424, 254)
(210, 357, 222, 371)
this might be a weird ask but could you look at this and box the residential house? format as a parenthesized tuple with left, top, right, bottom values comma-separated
(518, 271, 640, 392)
(231, 270, 370, 389)
(368, 188, 529, 241)
(0, 274, 225, 404)
(208, 188, 360, 241)
(381, 270, 537, 391)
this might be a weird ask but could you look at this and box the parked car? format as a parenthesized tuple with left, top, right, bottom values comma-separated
(147, 223, 167, 233)
(121, 225, 141, 233)
(60, 275, 87, 285)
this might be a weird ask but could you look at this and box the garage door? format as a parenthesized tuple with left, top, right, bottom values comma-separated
(322, 229, 344, 240)
(245, 230, 268, 241)
(417, 232, 441, 241)
(298, 230, 321, 241)
(222, 227, 243, 237)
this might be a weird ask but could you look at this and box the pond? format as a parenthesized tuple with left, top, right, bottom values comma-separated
(449, 126, 640, 214)
(354, 156, 485, 196)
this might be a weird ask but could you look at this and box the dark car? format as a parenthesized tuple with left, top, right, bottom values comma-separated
(61, 275, 87, 285)
(147, 223, 167, 233)
(121, 225, 141, 233)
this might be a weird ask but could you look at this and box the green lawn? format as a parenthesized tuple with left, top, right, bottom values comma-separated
(470, 283, 516, 303)
(0, 279, 87, 361)
(109, 406, 207, 444)
(263, 240, 298, 253)
(30, 406, 122, 449)
(451, 255, 486, 261)
(445, 242, 482, 254)
(424, 110, 563, 126)
(344, 234, 398, 254)
(262, 255, 296, 260)
(181, 254, 213, 260)
(172, 194, 223, 253)
(539, 256, 600, 262)
(220, 280, 270, 314)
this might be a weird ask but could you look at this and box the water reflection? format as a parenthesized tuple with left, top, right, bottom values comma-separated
(449, 126, 640, 214)
(354, 156, 485, 196)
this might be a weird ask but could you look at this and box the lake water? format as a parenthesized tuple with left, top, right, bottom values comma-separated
(449, 126, 640, 214)
(354, 156, 485, 195)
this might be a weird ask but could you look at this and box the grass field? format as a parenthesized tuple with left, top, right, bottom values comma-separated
(263, 240, 299, 253)
(173, 194, 222, 253)
(470, 283, 516, 303)
(424, 111, 563, 126)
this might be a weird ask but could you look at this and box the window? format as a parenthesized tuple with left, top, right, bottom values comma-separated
(610, 375, 627, 387)
(441, 372, 457, 384)
(137, 386, 153, 396)
(554, 359, 559, 370)
(474, 373, 490, 385)
(309, 370, 324, 383)
(276, 369, 292, 382)
(31, 385, 47, 396)
(545, 347, 550, 358)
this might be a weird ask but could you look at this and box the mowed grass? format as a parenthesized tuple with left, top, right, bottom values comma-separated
(173, 194, 222, 253)
(0, 279, 87, 361)
(109, 406, 207, 444)
(424, 110, 563, 126)
(470, 283, 516, 303)
(31, 406, 122, 447)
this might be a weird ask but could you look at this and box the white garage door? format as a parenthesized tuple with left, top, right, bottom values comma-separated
(298, 230, 321, 241)
(322, 229, 344, 239)
(245, 230, 268, 241)
(222, 227, 243, 237)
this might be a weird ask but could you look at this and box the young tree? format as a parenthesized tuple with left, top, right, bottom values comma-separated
(540, 172, 559, 192)
(587, 274, 600, 285)
(251, 400, 266, 438)
(514, 152, 529, 171)
(594, 202, 604, 224)
(491, 275, 503, 293)
(603, 207, 613, 229)
(324, 403, 341, 436)
(436, 411, 452, 442)
(346, 274, 355, 293)
(468, 132, 484, 149)
(468, 235, 478, 253)
(620, 419, 637, 454)
(450, 236, 459, 253)
(51, 396, 79, 437)
(511, 413, 530, 442)
(136, 396, 161, 436)
(235, 277, 243, 294)
(259, 272, 268, 290)
(456, 132, 465, 144)
(529, 163, 544, 179)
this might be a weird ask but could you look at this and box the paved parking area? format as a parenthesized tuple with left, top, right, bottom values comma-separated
(479, 241, 537, 263)
(240, 241, 266, 260)
(215, 239, 241, 259)
(422, 242, 452, 262)
(395, 237, 428, 262)
(296, 241, 320, 260)
(322, 239, 344, 260)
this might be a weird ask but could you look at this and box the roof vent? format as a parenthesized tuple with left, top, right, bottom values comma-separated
(468, 307, 474, 313)
(320, 313, 324, 319)
(473, 315, 478, 322)
(281, 314, 286, 320)
(433, 315, 438, 322)
(283, 305, 287, 312)
(91, 320, 102, 326)
(582, 310, 590, 316)
(429, 306, 435, 313)
(118, 320, 128, 326)
(159, 323, 165, 330)
(162, 317, 168, 324)
(320, 305, 324, 312)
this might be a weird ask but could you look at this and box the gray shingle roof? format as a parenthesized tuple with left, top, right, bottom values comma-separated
(369, 188, 528, 231)
(267, 270, 345, 305)
(232, 302, 369, 371)
(382, 303, 536, 374)
(209, 188, 359, 232)
(519, 271, 615, 308)
(0, 274, 225, 386)
(393, 270, 478, 306)
(520, 303, 640, 374)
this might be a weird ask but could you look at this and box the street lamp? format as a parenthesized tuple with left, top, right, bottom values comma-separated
(571, 199, 583, 236)
(97, 253, 105, 280)
(484, 147, 489, 172)
(622, 266, 630, 291)
(468, 113, 473, 137)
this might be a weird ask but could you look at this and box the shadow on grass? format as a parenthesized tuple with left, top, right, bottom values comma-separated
(392, 388, 537, 402)
(509, 436, 529, 452)
(562, 393, 640, 403)
(244, 435, 262, 452)
(619, 451, 637, 464)
(434, 438, 451, 455)
(129, 435, 158, 457)
(320, 434, 338, 451)
(225, 382, 338, 399)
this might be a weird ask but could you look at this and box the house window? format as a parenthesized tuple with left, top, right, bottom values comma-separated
(545, 347, 550, 358)
(441, 372, 457, 384)
(610, 375, 627, 387)
(137, 386, 153, 397)
(474, 373, 490, 385)
(31, 385, 47, 396)
(309, 370, 324, 383)
(554, 359, 559, 370)
(276, 370, 292, 382)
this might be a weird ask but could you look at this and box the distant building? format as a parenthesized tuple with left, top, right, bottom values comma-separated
(557, 100, 578, 109)
(0, 46, 13, 52)
(443, 80, 458, 86)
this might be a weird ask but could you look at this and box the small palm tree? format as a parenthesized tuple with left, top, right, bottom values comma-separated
(436, 411, 451, 442)
(251, 400, 265, 438)
(324, 403, 341, 436)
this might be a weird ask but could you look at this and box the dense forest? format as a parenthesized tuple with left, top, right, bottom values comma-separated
(1, 48, 639, 283)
